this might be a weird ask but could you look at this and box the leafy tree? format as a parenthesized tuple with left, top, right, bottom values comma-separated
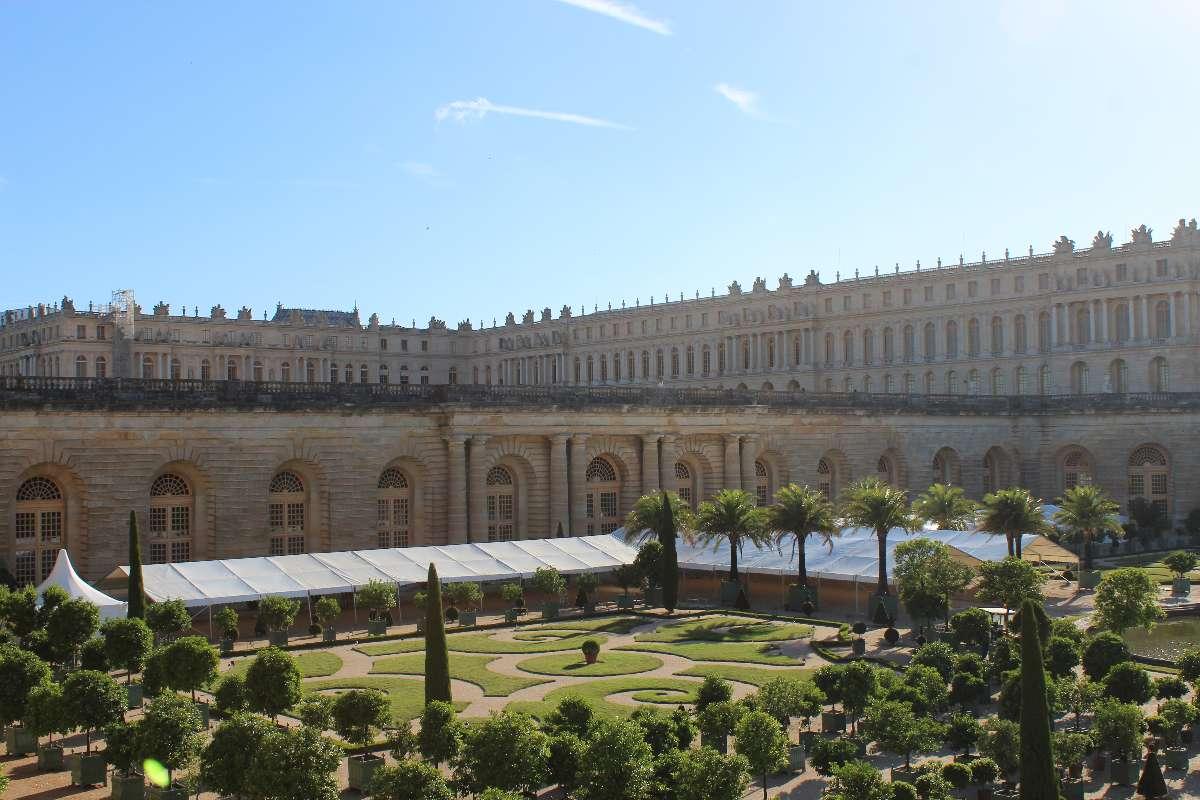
(356, 579, 398, 620)
(370, 759, 454, 800)
(1154, 698, 1196, 746)
(1093, 567, 1164, 633)
(734, 710, 789, 800)
(104, 720, 142, 778)
(910, 640, 957, 682)
(840, 661, 877, 733)
(100, 616, 153, 684)
(674, 746, 750, 800)
(1053, 484, 1122, 570)
(812, 664, 845, 710)
(548, 731, 586, 793)
(969, 757, 1000, 786)
(295, 693, 335, 729)
(386, 724, 419, 761)
(986, 635, 1020, 684)
(948, 607, 991, 648)
(810, 736, 858, 775)
(419, 700, 464, 763)
(1050, 617, 1085, 644)
(672, 703, 696, 748)
(1102, 661, 1154, 704)
(138, 692, 204, 785)
(894, 664, 948, 716)
(1045, 636, 1081, 678)
(1153, 675, 1188, 701)
(245, 724, 342, 800)
(631, 706, 680, 756)
(1016, 599, 1059, 800)
(753, 675, 815, 727)
(45, 596, 100, 665)
(145, 599, 191, 639)
(1177, 645, 1200, 683)
(826, 759, 890, 800)
(154, 635, 219, 700)
(576, 717, 655, 800)
(447, 581, 483, 612)
(424, 563, 452, 704)
(953, 651, 986, 678)
(914, 483, 978, 532)
(632, 540, 663, 590)
(625, 491, 691, 611)
(24, 681, 70, 745)
(840, 478, 917, 596)
(0, 646, 51, 728)
(1, 586, 42, 646)
(79, 637, 108, 671)
(976, 557, 1045, 618)
(694, 489, 770, 583)
(1081, 631, 1131, 680)
(214, 606, 240, 640)
(944, 712, 981, 757)
(530, 566, 567, 600)
(452, 711, 549, 796)
(62, 669, 126, 752)
(695, 674, 733, 712)
(949, 671, 989, 708)
(331, 688, 390, 746)
(547, 694, 595, 737)
(977, 718, 1020, 778)
(312, 595, 341, 630)
(1055, 675, 1102, 731)
(1093, 699, 1145, 758)
(1162, 549, 1198, 580)
(1052, 730, 1093, 774)
(244, 646, 301, 720)
(894, 539, 974, 626)
(978, 486, 1048, 559)
(213, 672, 248, 714)
(477, 791, 523, 800)
(127, 510, 146, 619)
(913, 771, 955, 800)
(256, 595, 300, 634)
(766, 483, 838, 589)
(862, 699, 945, 770)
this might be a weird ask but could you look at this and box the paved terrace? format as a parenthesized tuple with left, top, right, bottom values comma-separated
(4, 376, 1200, 414)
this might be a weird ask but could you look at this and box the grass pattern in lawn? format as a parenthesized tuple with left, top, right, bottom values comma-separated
(515, 651, 662, 677)
(359, 631, 610, 656)
(524, 616, 647, 635)
(226, 651, 344, 679)
(370, 652, 550, 696)
(633, 616, 813, 643)
(506, 677, 700, 720)
(674, 663, 815, 687)
(618, 640, 803, 666)
(304, 676, 468, 722)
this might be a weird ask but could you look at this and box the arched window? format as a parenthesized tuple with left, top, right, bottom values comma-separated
(268, 471, 306, 555)
(862, 375, 872, 393)
(149, 474, 192, 563)
(74, 355, 88, 377)
(824, 333, 834, 366)
(1075, 307, 1090, 344)
(904, 373, 915, 394)
(932, 448, 961, 485)
(674, 462, 695, 508)
(842, 331, 854, 365)
(990, 368, 1005, 395)
(884, 373, 895, 393)
(1038, 312, 1051, 352)
(95, 356, 107, 378)
(1154, 301, 1171, 339)
(923, 322, 936, 360)
(863, 329, 874, 365)
(343, 363, 353, 383)
(379, 364, 389, 385)
(584, 457, 621, 535)
(359, 364, 369, 384)
(686, 346, 695, 376)
(982, 448, 1009, 495)
(226, 359, 238, 381)
(1070, 361, 1088, 394)
(968, 369, 980, 395)
(946, 370, 959, 394)
(902, 325, 914, 362)
(1062, 449, 1093, 490)
(1128, 446, 1169, 518)
(142, 355, 156, 379)
(701, 346, 711, 377)
(485, 466, 515, 541)
(641, 351, 650, 379)
(201, 359, 213, 381)
(377, 468, 411, 547)
(1039, 364, 1051, 395)
(754, 460, 769, 506)
(1016, 366, 1029, 395)
(14, 477, 65, 585)
(967, 318, 980, 356)
(1150, 357, 1169, 392)
(991, 317, 1003, 355)
(882, 327, 894, 363)
(1014, 315, 1027, 353)
(946, 321, 959, 358)
(1109, 359, 1128, 393)
(877, 455, 897, 487)
(671, 348, 680, 378)
(717, 343, 726, 374)
(816, 457, 837, 498)
(330, 363, 339, 383)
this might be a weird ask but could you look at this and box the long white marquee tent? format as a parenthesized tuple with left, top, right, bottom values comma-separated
(108, 526, 1073, 608)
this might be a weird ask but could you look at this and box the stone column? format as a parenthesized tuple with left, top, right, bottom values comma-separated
(641, 434, 660, 495)
(1170, 293, 1178, 338)
(446, 434, 468, 543)
(1050, 305, 1058, 348)
(1088, 302, 1096, 344)
(1126, 300, 1134, 343)
(1099, 300, 1108, 343)
(659, 435, 677, 489)
(569, 434, 589, 536)
(1182, 292, 1191, 336)
(723, 433, 741, 491)
(467, 434, 490, 543)
(549, 434, 570, 537)
(740, 435, 757, 495)
(1140, 295, 1149, 340)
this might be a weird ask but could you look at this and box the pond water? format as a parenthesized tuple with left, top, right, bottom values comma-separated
(1122, 617, 1200, 660)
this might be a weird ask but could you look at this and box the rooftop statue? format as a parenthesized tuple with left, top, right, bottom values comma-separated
(1092, 230, 1113, 251)
(728, 280, 742, 295)
(1130, 224, 1153, 245)
(778, 273, 792, 289)
(1052, 235, 1075, 256)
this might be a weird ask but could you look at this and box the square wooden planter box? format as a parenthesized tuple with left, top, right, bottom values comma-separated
(347, 753, 385, 792)
(617, 595, 634, 609)
(788, 745, 806, 773)
(458, 611, 477, 626)
(786, 585, 818, 611)
(268, 631, 290, 647)
(1077, 570, 1102, 589)
(127, 683, 144, 709)
(542, 602, 560, 621)
(69, 752, 108, 787)
(1163, 746, 1189, 770)
(149, 784, 189, 800)
(322, 627, 337, 643)
(367, 618, 388, 636)
(718, 581, 742, 606)
(111, 773, 146, 800)
(1107, 757, 1138, 785)
(821, 711, 846, 734)
(1172, 578, 1192, 596)
(504, 609, 520, 623)
(5, 725, 37, 756)
(219, 637, 236, 655)
(195, 702, 211, 728)
(37, 744, 65, 771)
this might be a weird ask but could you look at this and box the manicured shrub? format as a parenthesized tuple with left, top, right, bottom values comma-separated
(100, 616, 154, 682)
(1045, 635, 1081, 678)
(1102, 661, 1154, 705)
(1093, 699, 1145, 757)
(244, 647, 301, 720)
(809, 736, 858, 775)
(910, 640, 956, 681)
(313, 596, 341, 630)
(213, 673, 248, 714)
(884, 627, 900, 645)
(332, 688, 390, 746)
(942, 760, 972, 788)
(548, 731, 585, 793)
(1081, 631, 1130, 680)
(548, 694, 595, 737)
(152, 635, 219, 700)
(79, 637, 108, 671)
(138, 692, 204, 786)
(581, 639, 601, 660)
(695, 675, 733, 712)
(214, 606, 240, 640)
(451, 710, 549, 796)
(577, 717, 656, 800)
(424, 563, 452, 704)
(146, 599, 192, 639)
(1153, 675, 1188, 701)
(500, 582, 525, 608)
(370, 759, 454, 800)
(296, 694, 335, 729)
(889, 781, 918, 800)
(419, 700, 464, 764)
(357, 579, 398, 620)
(530, 567, 567, 600)
(970, 756, 999, 784)
(62, 669, 126, 752)
(949, 607, 991, 648)
(256, 595, 300, 634)
(45, 597, 100, 665)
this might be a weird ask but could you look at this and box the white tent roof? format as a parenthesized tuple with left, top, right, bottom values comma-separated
(39, 550, 127, 620)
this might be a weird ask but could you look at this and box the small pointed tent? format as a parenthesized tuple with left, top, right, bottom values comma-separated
(38, 549, 128, 620)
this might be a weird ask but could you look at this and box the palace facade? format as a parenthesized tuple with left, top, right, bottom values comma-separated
(1, 218, 1198, 583)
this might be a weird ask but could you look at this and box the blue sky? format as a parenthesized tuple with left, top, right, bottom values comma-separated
(2, 1, 1198, 326)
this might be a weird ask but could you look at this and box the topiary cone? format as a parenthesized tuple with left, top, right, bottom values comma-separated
(1018, 598, 1059, 800)
(424, 563, 452, 704)
(127, 511, 146, 619)
(660, 491, 679, 613)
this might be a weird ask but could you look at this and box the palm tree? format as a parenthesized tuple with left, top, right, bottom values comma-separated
(623, 491, 692, 545)
(979, 487, 1050, 558)
(1053, 484, 1122, 572)
(693, 489, 770, 583)
(839, 478, 918, 597)
(767, 484, 838, 590)
(913, 483, 979, 531)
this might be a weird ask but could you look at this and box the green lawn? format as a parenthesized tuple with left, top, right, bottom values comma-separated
(633, 616, 813, 643)
(674, 663, 814, 687)
(618, 640, 804, 666)
(1094, 551, 1200, 584)
(506, 676, 701, 720)
(359, 631, 609, 657)
(525, 616, 646, 635)
(514, 651, 662, 677)
(370, 652, 550, 696)
(304, 676, 467, 722)
(227, 651, 344, 679)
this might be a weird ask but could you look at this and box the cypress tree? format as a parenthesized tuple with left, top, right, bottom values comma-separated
(1135, 748, 1167, 799)
(127, 510, 146, 619)
(1018, 598, 1058, 800)
(424, 563, 452, 704)
(659, 492, 679, 614)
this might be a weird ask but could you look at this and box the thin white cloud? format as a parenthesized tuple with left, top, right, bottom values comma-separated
(435, 97, 631, 130)
(714, 83, 760, 116)
(551, 0, 671, 35)
(400, 161, 439, 178)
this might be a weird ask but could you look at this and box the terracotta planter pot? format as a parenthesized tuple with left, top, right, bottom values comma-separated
(583, 651, 598, 664)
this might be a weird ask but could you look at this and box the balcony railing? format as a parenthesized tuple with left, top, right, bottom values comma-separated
(3, 376, 1200, 415)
